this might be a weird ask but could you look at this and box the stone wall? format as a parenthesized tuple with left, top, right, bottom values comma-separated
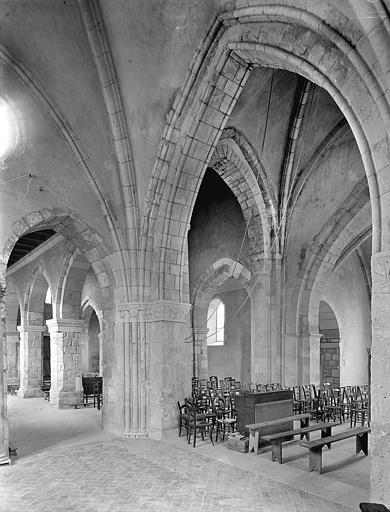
(320, 340, 340, 387)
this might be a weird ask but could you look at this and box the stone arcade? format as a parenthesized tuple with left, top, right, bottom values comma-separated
(0, 0, 390, 507)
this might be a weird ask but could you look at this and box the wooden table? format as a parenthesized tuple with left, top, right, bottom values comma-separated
(235, 390, 293, 434)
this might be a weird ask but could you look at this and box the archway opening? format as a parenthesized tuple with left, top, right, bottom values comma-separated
(189, 169, 252, 385)
(206, 280, 251, 385)
(319, 300, 340, 388)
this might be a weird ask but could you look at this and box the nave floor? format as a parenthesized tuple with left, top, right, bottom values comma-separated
(0, 396, 369, 512)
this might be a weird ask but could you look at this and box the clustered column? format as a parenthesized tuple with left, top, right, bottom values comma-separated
(46, 319, 84, 408)
(117, 301, 192, 439)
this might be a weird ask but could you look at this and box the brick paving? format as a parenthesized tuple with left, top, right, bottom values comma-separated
(0, 397, 365, 512)
(0, 435, 356, 512)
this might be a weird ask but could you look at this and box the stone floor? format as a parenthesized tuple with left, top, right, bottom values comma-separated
(0, 396, 370, 512)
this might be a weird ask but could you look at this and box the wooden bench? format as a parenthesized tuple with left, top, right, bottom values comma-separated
(262, 421, 340, 463)
(300, 425, 371, 473)
(246, 413, 311, 454)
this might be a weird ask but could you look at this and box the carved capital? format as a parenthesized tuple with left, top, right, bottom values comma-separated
(372, 250, 390, 294)
(117, 301, 191, 323)
(46, 318, 85, 333)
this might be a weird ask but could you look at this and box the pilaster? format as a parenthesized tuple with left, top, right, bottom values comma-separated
(370, 250, 390, 505)
(6, 331, 19, 385)
(250, 261, 274, 383)
(46, 319, 84, 408)
(0, 282, 10, 463)
(309, 333, 322, 385)
(283, 333, 299, 386)
(17, 325, 45, 398)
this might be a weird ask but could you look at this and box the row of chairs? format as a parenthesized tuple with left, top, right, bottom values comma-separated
(292, 384, 369, 426)
(192, 376, 242, 393)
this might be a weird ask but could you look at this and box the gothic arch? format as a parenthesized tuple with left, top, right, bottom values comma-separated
(210, 128, 277, 260)
(57, 249, 91, 320)
(1, 208, 116, 305)
(191, 257, 252, 378)
(142, 4, 385, 304)
(23, 264, 51, 327)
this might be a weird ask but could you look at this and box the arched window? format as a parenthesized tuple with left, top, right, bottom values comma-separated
(207, 298, 225, 346)
(45, 287, 52, 304)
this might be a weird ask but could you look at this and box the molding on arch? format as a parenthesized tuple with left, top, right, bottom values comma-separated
(1, 208, 117, 305)
(191, 257, 252, 306)
(142, 5, 385, 302)
(219, 126, 278, 221)
(288, 118, 350, 220)
(78, 0, 140, 273)
(213, 126, 279, 256)
(23, 263, 50, 327)
(298, 187, 371, 335)
(210, 140, 270, 260)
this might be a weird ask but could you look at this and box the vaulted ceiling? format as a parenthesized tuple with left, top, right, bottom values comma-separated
(0, 0, 371, 268)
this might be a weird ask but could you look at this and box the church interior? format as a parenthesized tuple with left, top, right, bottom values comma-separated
(1, 1, 390, 510)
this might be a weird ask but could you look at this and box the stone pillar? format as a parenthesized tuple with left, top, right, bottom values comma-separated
(0, 280, 10, 463)
(98, 332, 103, 376)
(6, 330, 19, 385)
(17, 325, 45, 398)
(117, 301, 192, 439)
(251, 266, 272, 383)
(46, 319, 84, 408)
(370, 250, 390, 506)
(309, 333, 322, 386)
(283, 333, 298, 386)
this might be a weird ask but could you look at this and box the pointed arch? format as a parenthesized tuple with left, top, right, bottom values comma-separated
(142, 5, 385, 304)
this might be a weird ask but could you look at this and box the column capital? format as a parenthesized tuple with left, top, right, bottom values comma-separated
(117, 300, 191, 323)
(306, 332, 323, 340)
(46, 319, 85, 333)
(17, 324, 46, 333)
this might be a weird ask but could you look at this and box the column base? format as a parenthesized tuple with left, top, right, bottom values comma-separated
(50, 390, 83, 408)
(17, 387, 44, 398)
(124, 430, 148, 439)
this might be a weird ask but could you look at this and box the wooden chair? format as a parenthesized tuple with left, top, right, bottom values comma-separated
(213, 398, 236, 442)
(177, 401, 189, 438)
(186, 398, 215, 447)
(323, 388, 344, 423)
(306, 388, 325, 422)
(350, 395, 368, 427)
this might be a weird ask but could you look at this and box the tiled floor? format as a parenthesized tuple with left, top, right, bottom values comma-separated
(0, 396, 369, 512)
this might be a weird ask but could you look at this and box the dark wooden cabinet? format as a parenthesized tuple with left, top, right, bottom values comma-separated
(235, 390, 293, 434)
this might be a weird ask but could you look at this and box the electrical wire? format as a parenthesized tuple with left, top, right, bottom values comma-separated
(0, 174, 31, 186)
(16, 175, 33, 207)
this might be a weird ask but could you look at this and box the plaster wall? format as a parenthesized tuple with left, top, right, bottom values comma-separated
(207, 288, 250, 385)
(81, 269, 103, 309)
(321, 253, 371, 386)
(0, 1, 123, 237)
